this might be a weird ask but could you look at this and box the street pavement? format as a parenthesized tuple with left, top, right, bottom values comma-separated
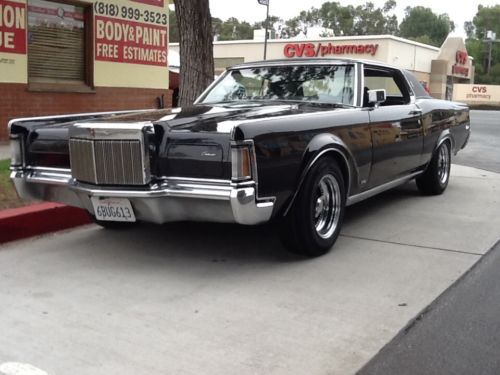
(0, 165, 499, 375)
(359, 240, 500, 375)
(454, 110, 500, 173)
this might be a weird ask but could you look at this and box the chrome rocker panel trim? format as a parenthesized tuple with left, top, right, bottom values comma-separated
(11, 168, 275, 226)
(346, 171, 423, 206)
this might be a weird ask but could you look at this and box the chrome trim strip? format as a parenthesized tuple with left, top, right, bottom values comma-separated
(283, 146, 353, 216)
(25, 166, 72, 173)
(437, 131, 455, 151)
(158, 176, 231, 185)
(7, 109, 154, 131)
(346, 171, 422, 206)
(71, 181, 233, 200)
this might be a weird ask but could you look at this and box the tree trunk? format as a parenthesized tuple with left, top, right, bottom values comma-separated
(174, 0, 214, 107)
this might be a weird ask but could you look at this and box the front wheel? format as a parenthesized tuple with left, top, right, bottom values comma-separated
(416, 141, 451, 195)
(279, 158, 346, 257)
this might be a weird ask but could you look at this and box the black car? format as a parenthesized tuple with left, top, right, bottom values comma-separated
(9, 58, 470, 256)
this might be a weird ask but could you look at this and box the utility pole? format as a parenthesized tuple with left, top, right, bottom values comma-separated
(485, 30, 498, 76)
(257, 0, 270, 60)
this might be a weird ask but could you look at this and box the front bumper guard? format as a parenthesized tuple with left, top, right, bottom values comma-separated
(10, 168, 275, 225)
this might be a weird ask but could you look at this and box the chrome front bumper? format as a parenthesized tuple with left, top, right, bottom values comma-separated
(10, 168, 275, 225)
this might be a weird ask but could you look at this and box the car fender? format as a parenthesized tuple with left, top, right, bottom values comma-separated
(436, 129, 456, 155)
(282, 133, 358, 216)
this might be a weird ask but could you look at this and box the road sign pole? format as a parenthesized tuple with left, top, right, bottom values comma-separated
(263, 1, 270, 60)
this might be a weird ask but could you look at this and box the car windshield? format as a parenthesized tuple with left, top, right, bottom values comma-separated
(198, 64, 355, 106)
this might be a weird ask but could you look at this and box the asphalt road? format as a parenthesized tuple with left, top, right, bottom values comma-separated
(454, 110, 500, 173)
(359, 240, 500, 375)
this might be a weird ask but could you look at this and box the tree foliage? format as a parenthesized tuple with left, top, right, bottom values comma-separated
(399, 6, 455, 47)
(282, 1, 398, 38)
(465, 5, 500, 84)
(213, 17, 254, 41)
(472, 5, 500, 39)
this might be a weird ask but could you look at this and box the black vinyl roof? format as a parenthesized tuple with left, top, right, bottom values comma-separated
(230, 58, 398, 70)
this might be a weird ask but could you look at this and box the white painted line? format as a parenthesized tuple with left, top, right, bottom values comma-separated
(0, 363, 49, 375)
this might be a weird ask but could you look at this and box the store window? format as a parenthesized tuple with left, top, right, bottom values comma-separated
(27, 0, 91, 90)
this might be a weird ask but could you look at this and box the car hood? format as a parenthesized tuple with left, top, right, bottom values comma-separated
(153, 103, 301, 134)
(11, 102, 346, 143)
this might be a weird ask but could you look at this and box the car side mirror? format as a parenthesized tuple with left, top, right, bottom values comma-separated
(368, 89, 387, 107)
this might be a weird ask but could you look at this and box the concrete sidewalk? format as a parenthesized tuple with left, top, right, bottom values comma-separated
(0, 143, 9, 160)
(0, 164, 499, 375)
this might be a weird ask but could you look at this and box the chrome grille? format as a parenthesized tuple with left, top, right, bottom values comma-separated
(69, 138, 149, 185)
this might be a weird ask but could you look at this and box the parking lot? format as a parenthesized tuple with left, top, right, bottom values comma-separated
(1, 111, 499, 375)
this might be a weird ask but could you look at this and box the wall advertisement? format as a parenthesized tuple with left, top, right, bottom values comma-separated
(0, 0, 26, 54)
(453, 84, 500, 105)
(0, 0, 168, 88)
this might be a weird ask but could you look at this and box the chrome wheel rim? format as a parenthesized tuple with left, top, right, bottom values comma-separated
(314, 174, 341, 239)
(438, 143, 450, 185)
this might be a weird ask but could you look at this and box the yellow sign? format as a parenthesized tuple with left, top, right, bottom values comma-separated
(0, 0, 169, 88)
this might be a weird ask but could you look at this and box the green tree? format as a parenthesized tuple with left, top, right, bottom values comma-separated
(472, 5, 500, 39)
(213, 17, 254, 41)
(283, 1, 398, 38)
(399, 6, 455, 47)
(352, 1, 398, 35)
(253, 15, 281, 31)
(465, 5, 500, 84)
(318, 2, 355, 36)
(464, 21, 475, 40)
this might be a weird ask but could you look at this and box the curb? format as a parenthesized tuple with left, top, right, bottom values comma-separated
(0, 203, 91, 244)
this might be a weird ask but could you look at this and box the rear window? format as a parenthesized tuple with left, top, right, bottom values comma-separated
(403, 70, 431, 98)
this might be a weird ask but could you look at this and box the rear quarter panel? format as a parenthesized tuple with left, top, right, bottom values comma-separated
(416, 98, 470, 165)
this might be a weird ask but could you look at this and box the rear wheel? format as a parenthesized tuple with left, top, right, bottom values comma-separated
(416, 141, 451, 195)
(280, 158, 346, 257)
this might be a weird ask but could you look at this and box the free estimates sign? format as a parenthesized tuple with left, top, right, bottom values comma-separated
(93, 0, 169, 88)
(93, 0, 168, 89)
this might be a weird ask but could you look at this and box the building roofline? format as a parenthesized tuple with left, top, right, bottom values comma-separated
(169, 34, 442, 52)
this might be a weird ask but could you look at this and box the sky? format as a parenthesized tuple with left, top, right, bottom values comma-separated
(209, 0, 500, 38)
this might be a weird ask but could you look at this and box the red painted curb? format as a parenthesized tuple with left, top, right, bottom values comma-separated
(0, 203, 91, 244)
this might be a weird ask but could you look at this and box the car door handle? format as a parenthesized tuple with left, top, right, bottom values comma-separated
(409, 109, 422, 116)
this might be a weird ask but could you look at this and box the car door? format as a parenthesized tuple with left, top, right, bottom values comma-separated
(363, 66, 424, 188)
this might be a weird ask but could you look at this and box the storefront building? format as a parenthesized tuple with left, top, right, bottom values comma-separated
(0, 0, 171, 142)
(170, 34, 474, 101)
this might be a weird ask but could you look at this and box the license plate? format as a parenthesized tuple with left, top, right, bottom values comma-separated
(91, 197, 136, 222)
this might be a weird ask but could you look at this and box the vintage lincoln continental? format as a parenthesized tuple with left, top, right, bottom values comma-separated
(9, 59, 470, 256)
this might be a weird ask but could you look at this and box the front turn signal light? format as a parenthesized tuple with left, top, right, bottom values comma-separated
(231, 146, 252, 181)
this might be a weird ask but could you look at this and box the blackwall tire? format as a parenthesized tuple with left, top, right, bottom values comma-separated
(280, 158, 346, 257)
(416, 141, 451, 196)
